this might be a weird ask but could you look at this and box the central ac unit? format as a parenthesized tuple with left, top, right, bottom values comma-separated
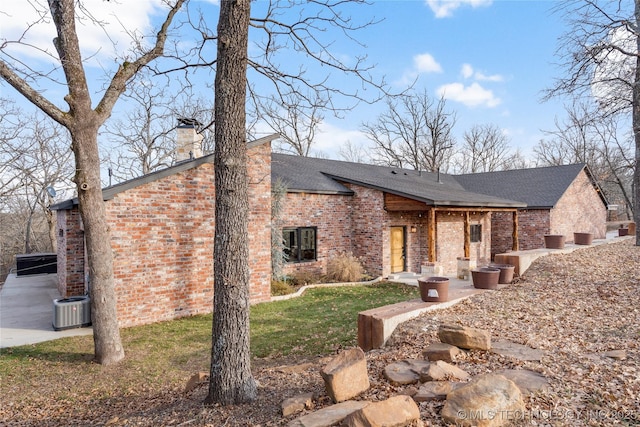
(53, 296, 92, 331)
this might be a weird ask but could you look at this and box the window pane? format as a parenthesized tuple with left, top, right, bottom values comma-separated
(470, 224, 482, 243)
(283, 229, 298, 262)
(300, 228, 316, 261)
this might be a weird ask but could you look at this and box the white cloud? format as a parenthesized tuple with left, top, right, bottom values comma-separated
(0, 0, 169, 65)
(426, 0, 493, 18)
(414, 53, 443, 73)
(460, 63, 503, 82)
(436, 82, 501, 108)
(396, 52, 442, 86)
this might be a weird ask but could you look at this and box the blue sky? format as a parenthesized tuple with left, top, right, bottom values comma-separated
(1, 0, 570, 164)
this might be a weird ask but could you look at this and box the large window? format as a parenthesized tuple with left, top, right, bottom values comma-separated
(470, 224, 482, 243)
(283, 227, 317, 263)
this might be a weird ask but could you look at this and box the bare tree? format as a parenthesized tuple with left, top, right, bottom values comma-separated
(0, 0, 186, 365)
(339, 140, 371, 163)
(546, 0, 640, 243)
(192, 0, 389, 405)
(363, 91, 456, 172)
(454, 123, 512, 173)
(255, 92, 325, 156)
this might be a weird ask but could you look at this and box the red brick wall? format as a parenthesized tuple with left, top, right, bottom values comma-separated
(436, 212, 491, 274)
(551, 170, 607, 240)
(56, 143, 272, 328)
(56, 209, 86, 297)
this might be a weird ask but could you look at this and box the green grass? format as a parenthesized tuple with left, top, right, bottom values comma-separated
(0, 281, 418, 398)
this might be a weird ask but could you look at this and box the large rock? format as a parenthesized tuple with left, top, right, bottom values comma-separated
(438, 324, 491, 350)
(419, 360, 470, 382)
(321, 348, 370, 403)
(282, 392, 315, 417)
(341, 395, 420, 427)
(383, 359, 430, 386)
(287, 401, 369, 427)
(441, 374, 525, 427)
(422, 342, 462, 362)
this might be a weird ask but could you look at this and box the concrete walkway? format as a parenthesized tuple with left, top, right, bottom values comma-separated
(0, 273, 93, 349)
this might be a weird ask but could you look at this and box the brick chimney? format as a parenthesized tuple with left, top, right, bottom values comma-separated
(176, 118, 203, 161)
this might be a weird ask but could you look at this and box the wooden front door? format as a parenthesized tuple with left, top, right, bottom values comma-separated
(390, 226, 405, 273)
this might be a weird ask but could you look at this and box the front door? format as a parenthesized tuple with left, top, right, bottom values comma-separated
(390, 226, 405, 273)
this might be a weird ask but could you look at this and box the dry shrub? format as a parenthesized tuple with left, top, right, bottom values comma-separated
(325, 252, 364, 283)
(289, 271, 320, 287)
(271, 279, 296, 296)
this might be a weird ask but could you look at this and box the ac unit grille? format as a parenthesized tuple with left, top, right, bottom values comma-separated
(53, 296, 91, 331)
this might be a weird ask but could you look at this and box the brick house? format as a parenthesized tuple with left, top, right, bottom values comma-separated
(53, 134, 607, 327)
(455, 164, 608, 257)
(53, 128, 277, 328)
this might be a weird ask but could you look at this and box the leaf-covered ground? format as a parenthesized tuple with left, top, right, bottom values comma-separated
(2, 239, 639, 426)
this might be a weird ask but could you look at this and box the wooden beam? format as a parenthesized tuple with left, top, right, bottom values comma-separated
(512, 211, 520, 251)
(428, 208, 436, 263)
(464, 211, 470, 258)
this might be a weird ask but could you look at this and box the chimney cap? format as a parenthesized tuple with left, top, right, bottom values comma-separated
(177, 117, 202, 128)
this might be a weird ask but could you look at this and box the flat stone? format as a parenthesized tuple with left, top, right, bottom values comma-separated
(282, 392, 315, 417)
(419, 360, 470, 382)
(491, 340, 544, 361)
(438, 324, 491, 350)
(603, 350, 627, 360)
(442, 374, 525, 427)
(321, 348, 370, 403)
(383, 359, 431, 386)
(495, 369, 549, 396)
(342, 395, 420, 427)
(414, 381, 463, 402)
(422, 342, 462, 362)
(287, 401, 369, 427)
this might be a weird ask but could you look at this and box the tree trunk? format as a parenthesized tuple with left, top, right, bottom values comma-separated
(206, 0, 256, 405)
(634, 0, 640, 246)
(71, 121, 124, 365)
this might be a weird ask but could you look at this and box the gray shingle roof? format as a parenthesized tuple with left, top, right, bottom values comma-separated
(272, 154, 525, 208)
(453, 163, 597, 208)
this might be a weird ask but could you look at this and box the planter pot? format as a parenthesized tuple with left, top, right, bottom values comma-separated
(618, 228, 629, 237)
(573, 232, 594, 246)
(418, 276, 449, 302)
(544, 234, 565, 249)
(489, 264, 515, 284)
(629, 223, 636, 235)
(471, 268, 500, 290)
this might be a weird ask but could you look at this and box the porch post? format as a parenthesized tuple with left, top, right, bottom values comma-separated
(464, 211, 470, 258)
(512, 210, 519, 251)
(428, 207, 436, 262)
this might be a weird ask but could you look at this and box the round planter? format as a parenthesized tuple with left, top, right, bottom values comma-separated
(418, 276, 449, 302)
(573, 232, 594, 246)
(618, 228, 629, 237)
(471, 267, 500, 290)
(544, 234, 565, 249)
(489, 264, 515, 284)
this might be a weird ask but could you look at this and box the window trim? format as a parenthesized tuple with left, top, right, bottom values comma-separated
(283, 226, 317, 263)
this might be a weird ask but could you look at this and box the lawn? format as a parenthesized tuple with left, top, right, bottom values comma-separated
(0, 281, 418, 417)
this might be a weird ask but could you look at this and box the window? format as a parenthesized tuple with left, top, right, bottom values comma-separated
(470, 224, 482, 243)
(283, 227, 317, 262)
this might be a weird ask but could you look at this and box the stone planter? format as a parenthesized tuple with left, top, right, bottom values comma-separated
(544, 234, 565, 249)
(573, 232, 594, 246)
(471, 267, 500, 290)
(489, 264, 515, 284)
(618, 228, 629, 237)
(456, 257, 476, 281)
(418, 277, 449, 302)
